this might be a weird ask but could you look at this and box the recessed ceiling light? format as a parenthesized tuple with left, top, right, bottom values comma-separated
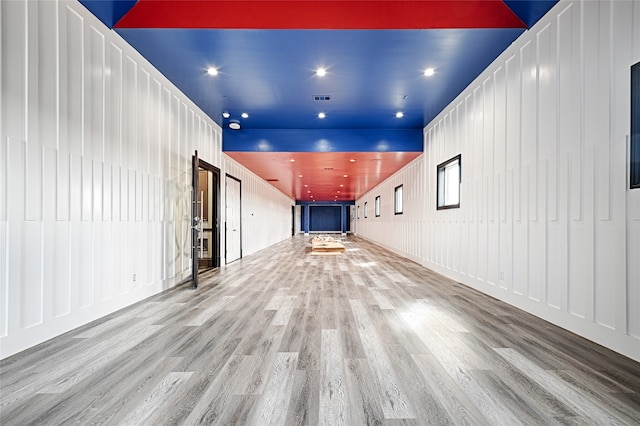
(207, 67, 218, 76)
(318, 112, 326, 119)
(343, 174, 348, 178)
(299, 174, 303, 178)
(290, 159, 295, 162)
(349, 159, 356, 162)
(308, 190, 311, 193)
(395, 112, 404, 118)
(337, 191, 341, 193)
(340, 184, 343, 187)
(222, 112, 230, 119)
(304, 184, 308, 187)
(241, 112, 249, 118)
(424, 68, 435, 77)
(316, 67, 327, 77)
(228, 120, 240, 130)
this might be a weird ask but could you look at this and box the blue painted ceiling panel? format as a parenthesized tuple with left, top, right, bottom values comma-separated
(77, 0, 559, 201)
(223, 129, 423, 152)
(504, 0, 559, 28)
(79, 0, 137, 28)
(116, 28, 525, 130)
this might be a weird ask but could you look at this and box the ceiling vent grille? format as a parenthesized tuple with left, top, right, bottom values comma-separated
(266, 179, 279, 182)
(313, 95, 331, 101)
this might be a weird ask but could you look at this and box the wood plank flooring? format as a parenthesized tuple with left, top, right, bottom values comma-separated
(1, 235, 639, 425)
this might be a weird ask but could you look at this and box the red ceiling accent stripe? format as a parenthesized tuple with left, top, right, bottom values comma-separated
(116, 1, 525, 29)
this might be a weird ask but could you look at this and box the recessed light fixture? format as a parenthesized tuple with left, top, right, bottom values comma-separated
(318, 112, 326, 119)
(343, 174, 348, 178)
(298, 174, 303, 178)
(222, 112, 230, 119)
(349, 159, 356, 162)
(395, 112, 404, 118)
(290, 159, 296, 162)
(228, 120, 241, 130)
(207, 67, 218, 76)
(424, 68, 435, 77)
(340, 184, 343, 187)
(316, 67, 327, 77)
(241, 112, 249, 118)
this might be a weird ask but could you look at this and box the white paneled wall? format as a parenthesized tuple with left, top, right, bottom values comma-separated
(0, 0, 292, 359)
(224, 156, 294, 258)
(355, 156, 426, 264)
(356, 0, 640, 362)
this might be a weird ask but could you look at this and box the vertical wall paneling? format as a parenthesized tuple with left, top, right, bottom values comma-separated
(25, 142, 43, 222)
(45, 221, 71, 318)
(223, 155, 293, 261)
(356, 0, 640, 361)
(1, 0, 290, 359)
(22, 221, 44, 329)
(594, 4, 612, 223)
(2, 1, 26, 142)
(123, 57, 136, 170)
(86, 26, 104, 162)
(560, 3, 584, 222)
(537, 22, 558, 223)
(6, 139, 25, 333)
(93, 158, 103, 220)
(619, 0, 637, 338)
(69, 154, 82, 223)
(64, 6, 84, 158)
(105, 43, 122, 167)
(81, 154, 92, 221)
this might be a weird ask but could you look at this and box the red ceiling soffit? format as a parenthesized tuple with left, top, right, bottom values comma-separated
(225, 151, 422, 201)
(115, 1, 526, 29)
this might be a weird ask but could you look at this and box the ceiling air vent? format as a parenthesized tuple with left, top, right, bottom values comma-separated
(266, 179, 279, 182)
(324, 167, 334, 170)
(313, 95, 331, 101)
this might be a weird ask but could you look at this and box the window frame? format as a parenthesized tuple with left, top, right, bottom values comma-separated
(394, 184, 403, 215)
(436, 154, 462, 210)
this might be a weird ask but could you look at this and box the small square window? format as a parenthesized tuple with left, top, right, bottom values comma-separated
(394, 185, 403, 214)
(437, 154, 461, 210)
(375, 196, 381, 217)
(364, 201, 368, 218)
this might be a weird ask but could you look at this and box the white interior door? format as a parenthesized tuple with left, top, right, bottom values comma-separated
(225, 175, 242, 263)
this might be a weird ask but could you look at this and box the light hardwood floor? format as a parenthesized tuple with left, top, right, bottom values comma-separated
(1, 235, 639, 425)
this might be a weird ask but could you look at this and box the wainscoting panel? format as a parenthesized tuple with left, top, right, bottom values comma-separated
(356, 0, 640, 361)
(0, 0, 260, 359)
(223, 156, 294, 260)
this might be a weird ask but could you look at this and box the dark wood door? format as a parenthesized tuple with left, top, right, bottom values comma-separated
(191, 151, 200, 288)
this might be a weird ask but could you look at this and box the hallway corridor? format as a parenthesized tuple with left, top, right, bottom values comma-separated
(1, 236, 639, 425)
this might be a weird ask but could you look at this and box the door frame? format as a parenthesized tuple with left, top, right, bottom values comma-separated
(200, 158, 221, 269)
(192, 152, 221, 288)
(225, 173, 242, 264)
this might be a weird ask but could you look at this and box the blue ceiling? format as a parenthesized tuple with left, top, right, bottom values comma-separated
(78, 0, 558, 201)
(80, 0, 558, 134)
(115, 28, 526, 131)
